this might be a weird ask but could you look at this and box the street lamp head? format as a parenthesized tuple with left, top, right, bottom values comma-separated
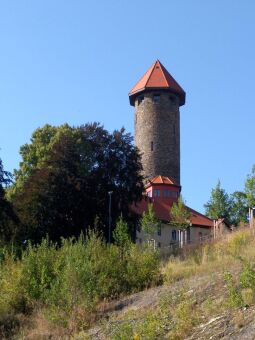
(108, 191, 113, 195)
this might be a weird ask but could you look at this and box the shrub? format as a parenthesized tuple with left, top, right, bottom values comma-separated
(223, 272, 243, 308)
(0, 230, 161, 333)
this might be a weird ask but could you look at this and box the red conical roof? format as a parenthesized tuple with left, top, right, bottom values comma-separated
(129, 60, 185, 106)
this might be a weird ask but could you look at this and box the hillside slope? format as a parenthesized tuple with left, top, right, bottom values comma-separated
(83, 229, 255, 339)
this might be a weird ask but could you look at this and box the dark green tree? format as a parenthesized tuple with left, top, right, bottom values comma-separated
(230, 191, 248, 226)
(11, 123, 143, 243)
(0, 158, 18, 242)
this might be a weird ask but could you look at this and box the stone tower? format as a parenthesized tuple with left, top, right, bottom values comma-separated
(129, 60, 185, 185)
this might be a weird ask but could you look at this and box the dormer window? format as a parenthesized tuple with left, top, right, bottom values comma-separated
(153, 94, 160, 104)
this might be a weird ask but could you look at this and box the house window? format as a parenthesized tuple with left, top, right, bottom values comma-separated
(153, 94, 160, 103)
(199, 232, 203, 242)
(163, 190, 170, 198)
(172, 230, 177, 241)
(157, 242, 161, 248)
(151, 141, 154, 151)
(137, 96, 144, 105)
(157, 226, 161, 236)
(153, 189, 160, 197)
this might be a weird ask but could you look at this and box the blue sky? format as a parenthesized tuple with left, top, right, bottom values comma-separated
(0, 0, 254, 213)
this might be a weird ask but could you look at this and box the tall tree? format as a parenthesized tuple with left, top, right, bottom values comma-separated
(140, 203, 161, 238)
(245, 165, 255, 209)
(245, 165, 255, 226)
(8, 124, 74, 197)
(11, 123, 143, 243)
(170, 196, 191, 230)
(204, 180, 232, 221)
(0, 158, 18, 242)
(230, 191, 248, 226)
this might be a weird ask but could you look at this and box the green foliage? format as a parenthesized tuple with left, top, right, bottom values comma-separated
(8, 123, 143, 243)
(230, 191, 248, 225)
(224, 258, 255, 308)
(223, 272, 243, 308)
(245, 165, 255, 208)
(113, 216, 131, 249)
(21, 238, 61, 302)
(239, 261, 255, 291)
(0, 232, 161, 332)
(140, 203, 161, 237)
(205, 180, 232, 221)
(170, 195, 191, 229)
(228, 231, 250, 257)
(10, 124, 73, 195)
(0, 158, 18, 242)
(106, 290, 199, 340)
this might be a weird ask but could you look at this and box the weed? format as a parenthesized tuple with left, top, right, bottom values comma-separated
(223, 272, 243, 308)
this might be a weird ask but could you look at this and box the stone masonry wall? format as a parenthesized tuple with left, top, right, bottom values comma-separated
(134, 91, 180, 185)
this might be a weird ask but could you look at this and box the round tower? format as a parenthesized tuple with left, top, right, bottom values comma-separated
(129, 60, 185, 185)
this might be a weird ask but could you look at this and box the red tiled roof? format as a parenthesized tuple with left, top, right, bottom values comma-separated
(146, 175, 178, 187)
(131, 199, 213, 228)
(129, 60, 185, 106)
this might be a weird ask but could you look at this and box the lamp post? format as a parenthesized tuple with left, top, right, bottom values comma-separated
(108, 191, 113, 243)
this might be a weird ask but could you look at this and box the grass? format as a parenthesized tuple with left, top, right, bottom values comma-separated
(1, 228, 255, 338)
(100, 228, 255, 339)
(0, 231, 161, 338)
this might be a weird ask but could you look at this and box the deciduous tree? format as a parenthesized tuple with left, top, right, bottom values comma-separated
(204, 180, 232, 221)
(170, 195, 191, 229)
(140, 203, 161, 238)
(11, 123, 143, 243)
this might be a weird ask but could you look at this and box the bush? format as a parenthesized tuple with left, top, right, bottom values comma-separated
(0, 231, 161, 332)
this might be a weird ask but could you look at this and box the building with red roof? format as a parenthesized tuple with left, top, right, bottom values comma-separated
(128, 61, 224, 250)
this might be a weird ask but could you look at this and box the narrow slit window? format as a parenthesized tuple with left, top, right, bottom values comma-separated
(151, 141, 153, 151)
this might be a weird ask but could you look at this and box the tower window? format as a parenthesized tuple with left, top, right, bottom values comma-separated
(169, 95, 176, 104)
(150, 141, 153, 151)
(153, 94, 160, 103)
(163, 190, 171, 198)
(171, 191, 178, 198)
(153, 189, 160, 197)
(137, 96, 144, 105)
